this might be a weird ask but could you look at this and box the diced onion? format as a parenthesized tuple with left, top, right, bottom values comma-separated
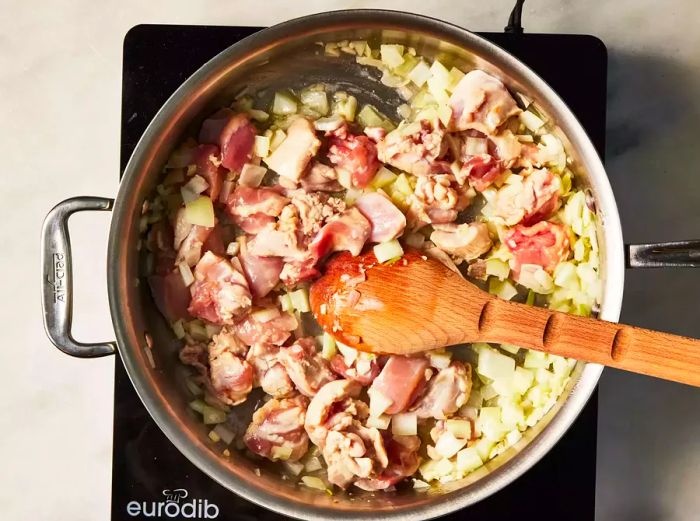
(208, 430, 221, 443)
(477, 407, 507, 441)
(189, 399, 206, 414)
(370, 166, 398, 189)
(184, 196, 215, 227)
(380, 44, 405, 68)
(290, 288, 310, 313)
(519, 110, 545, 132)
(213, 423, 236, 445)
(435, 431, 467, 459)
(178, 262, 195, 287)
(300, 89, 329, 116)
(456, 447, 484, 473)
(373, 239, 404, 263)
(368, 388, 393, 417)
(254, 135, 270, 158)
(413, 479, 430, 489)
(366, 414, 391, 430)
(392, 412, 417, 436)
(336, 341, 358, 366)
(513, 367, 535, 394)
(271, 445, 293, 461)
(239, 163, 267, 187)
(272, 90, 298, 115)
(321, 333, 337, 360)
(445, 419, 472, 439)
(247, 109, 269, 122)
(499, 344, 520, 355)
(428, 350, 452, 369)
(314, 115, 344, 132)
(284, 461, 304, 476)
(301, 476, 327, 491)
(478, 347, 516, 380)
(485, 259, 510, 280)
(488, 278, 518, 300)
(171, 320, 186, 339)
(523, 350, 549, 369)
(407, 60, 431, 87)
(226, 242, 240, 256)
(304, 457, 323, 472)
(202, 405, 227, 425)
(505, 429, 522, 446)
(279, 293, 293, 312)
(357, 104, 388, 128)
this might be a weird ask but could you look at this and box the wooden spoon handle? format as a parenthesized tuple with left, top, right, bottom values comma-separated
(478, 298, 700, 386)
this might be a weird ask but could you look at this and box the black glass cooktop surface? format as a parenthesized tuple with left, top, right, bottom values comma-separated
(115, 24, 607, 521)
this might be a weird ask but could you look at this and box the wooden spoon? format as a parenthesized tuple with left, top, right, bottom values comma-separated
(309, 249, 700, 387)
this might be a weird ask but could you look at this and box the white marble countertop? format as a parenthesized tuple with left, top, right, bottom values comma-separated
(4, 0, 700, 519)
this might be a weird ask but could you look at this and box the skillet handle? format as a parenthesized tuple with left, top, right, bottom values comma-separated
(626, 241, 700, 268)
(41, 197, 117, 358)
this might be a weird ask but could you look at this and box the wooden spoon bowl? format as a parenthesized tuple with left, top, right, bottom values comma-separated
(310, 249, 700, 387)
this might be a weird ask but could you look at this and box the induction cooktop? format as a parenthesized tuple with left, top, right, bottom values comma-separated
(115, 23, 607, 521)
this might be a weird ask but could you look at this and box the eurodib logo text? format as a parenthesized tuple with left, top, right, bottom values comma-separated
(126, 489, 220, 519)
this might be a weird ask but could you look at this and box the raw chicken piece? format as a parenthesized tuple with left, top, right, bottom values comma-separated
(354, 434, 421, 491)
(193, 144, 225, 201)
(411, 361, 472, 419)
(504, 221, 570, 277)
(492, 169, 562, 226)
(449, 70, 520, 134)
(328, 132, 380, 188)
(353, 192, 406, 243)
(234, 307, 297, 346)
(458, 154, 502, 192)
(377, 120, 445, 177)
(238, 237, 283, 299)
(264, 118, 321, 182)
(278, 338, 336, 397)
(173, 208, 213, 267)
(247, 226, 307, 260)
(226, 186, 289, 234)
(305, 379, 363, 446)
(308, 207, 371, 259)
(323, 424, 388, 489)
(284, 190, 346, 237)
(369, 356, 431, 415)
(300, 162, 342, 192)
(244, 395, 310, 462)
(246, 342, 294, 398)
(188, 252, 252, 325)
(429, 222, 492, 261)
(304, 380, 389, 489)
(178, 343, 208, 377)
(219, 112, 257, 172)
(208, 329, 253, 405)
(409, 175, 472, 227)
(363, 126, 387, 142)
(489, 129, 522, 168)
(330, 353, 381, 386)
(148, 270, 191, 322)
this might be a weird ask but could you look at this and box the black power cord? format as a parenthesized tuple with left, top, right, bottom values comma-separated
(504, 0, 525, 34)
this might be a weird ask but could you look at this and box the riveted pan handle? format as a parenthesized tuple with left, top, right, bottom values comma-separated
(41, 197, 117, 357)
(626, 241, 700, 268)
